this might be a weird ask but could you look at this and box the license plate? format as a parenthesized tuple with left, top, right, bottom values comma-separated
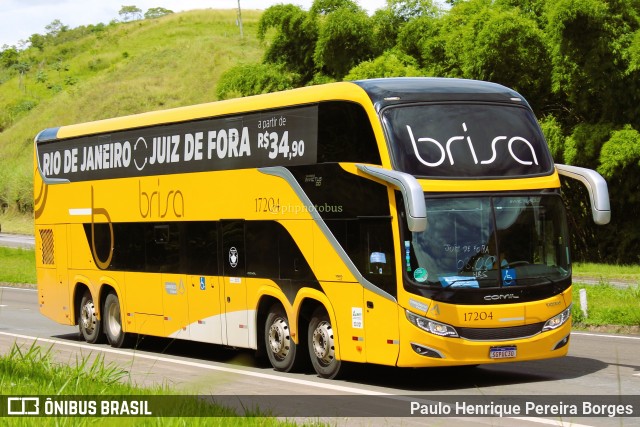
(489, 346, 517, 359)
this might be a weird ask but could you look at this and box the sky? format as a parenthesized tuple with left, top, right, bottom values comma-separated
(1, 0, 389, 48)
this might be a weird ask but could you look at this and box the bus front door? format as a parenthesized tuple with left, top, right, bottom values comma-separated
(221, 220, 249, 348)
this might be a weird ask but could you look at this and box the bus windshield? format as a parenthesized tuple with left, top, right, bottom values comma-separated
(383, 103, 553, 178)
(402, 195, 570, 289)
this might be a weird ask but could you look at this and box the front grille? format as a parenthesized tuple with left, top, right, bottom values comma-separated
(457, 322, 545, 341)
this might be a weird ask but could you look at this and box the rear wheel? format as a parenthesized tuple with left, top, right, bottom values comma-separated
(103, 292, 132, 348)
(78, 290, 103, 343)
(265, 305, 305, 372)
(308, 307, 344, 379)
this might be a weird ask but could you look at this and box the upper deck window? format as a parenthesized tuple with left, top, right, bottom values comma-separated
(382, 103, 553, 179)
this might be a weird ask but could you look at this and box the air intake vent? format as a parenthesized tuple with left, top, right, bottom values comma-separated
(40, 228, 55, 265)
(457, 322, 545, 341)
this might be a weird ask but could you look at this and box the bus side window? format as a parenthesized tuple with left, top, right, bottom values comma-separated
(146, 223, 180, 273)
(360, 219, 396, 298)
(245, 221, 279, 279)
(278, 224, 314, 282)
(111, 223, 145, 271)
(244, 221, 314, 282)
(185, 222, 219, 276)
(317, 102, 381, 164)
(326, 218, 396, 297)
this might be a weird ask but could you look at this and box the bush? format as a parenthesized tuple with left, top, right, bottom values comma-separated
(216, 63, 298, 100)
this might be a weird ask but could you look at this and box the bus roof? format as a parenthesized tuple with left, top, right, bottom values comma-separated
(353, 78, 529, 111)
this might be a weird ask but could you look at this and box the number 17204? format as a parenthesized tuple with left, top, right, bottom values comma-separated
(464, 311, 493, 321)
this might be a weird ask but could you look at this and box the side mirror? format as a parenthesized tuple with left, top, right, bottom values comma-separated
(556, 164, 611, 225)
(356, 164, 427, 232)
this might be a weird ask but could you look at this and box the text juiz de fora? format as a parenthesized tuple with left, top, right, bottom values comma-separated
(41, 127, 256, 176)
(409, 401, 634, 417)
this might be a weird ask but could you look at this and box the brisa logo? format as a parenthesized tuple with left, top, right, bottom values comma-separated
(406, 123, 539, 168)
(138, 179, 184, 219)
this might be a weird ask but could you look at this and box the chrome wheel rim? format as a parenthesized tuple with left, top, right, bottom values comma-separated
(312, 320, 334, 366)
(268, 317, 291, 361)
(81, 300, 96, 334)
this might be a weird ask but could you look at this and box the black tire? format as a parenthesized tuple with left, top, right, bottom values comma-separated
(78, 290, 103, 344)
(308, 307, 344, 379)
(264, 305, 305, 372)
(103, 292, 132, 348)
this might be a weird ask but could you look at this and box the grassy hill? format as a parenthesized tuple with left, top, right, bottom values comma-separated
(0, 9, 265, 230)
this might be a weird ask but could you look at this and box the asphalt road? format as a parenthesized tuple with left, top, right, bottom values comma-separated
(0, 233, 34, 249)
(0, 286, 638, 426)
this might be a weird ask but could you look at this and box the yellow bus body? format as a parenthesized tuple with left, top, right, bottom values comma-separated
(35, 78, 602, 378)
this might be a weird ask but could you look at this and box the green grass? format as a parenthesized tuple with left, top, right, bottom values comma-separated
(0, 9, 266, 213)
(0, 247, 35, 284)
(0, 211, 34, 234)
(573, 262, 640, 283)
(571, 282, 640, 327)
(0, 341, 307, 425)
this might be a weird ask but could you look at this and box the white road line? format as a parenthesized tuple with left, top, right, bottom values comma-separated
(0, 330, 599, 426)
(0, 331, 389, 396)
(571, 332, 640, 340)
(0, 286, 37, 292)
(511, 417, 594, 427)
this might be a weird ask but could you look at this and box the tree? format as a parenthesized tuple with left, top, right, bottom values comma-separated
(386, 0, 439, 21)
(370, 9, 402, 55)
(1, 46, 19, 69)
(345, 50, 423, 80)
(545, 0, 640, 126)
(29, 33, 47, 51)
(595, 126, 640, 263)
(314, 6, 376, 79)
(460, 8, 551, 111)
(257, 4, 318, 83)
(310, 0, 360, 15)
(119, 6, 143, 22)
(628, 29, 640, 72)
(144, 7, 173, 19)
(397, 14, 443, 71)
(45, 19, 68, 38)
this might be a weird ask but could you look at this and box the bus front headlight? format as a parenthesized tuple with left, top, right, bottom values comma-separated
(542, 304, 572, 332)
(406, 310, 459, 338)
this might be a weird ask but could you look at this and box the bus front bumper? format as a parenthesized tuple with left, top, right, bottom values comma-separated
(396, 318, 571, 367)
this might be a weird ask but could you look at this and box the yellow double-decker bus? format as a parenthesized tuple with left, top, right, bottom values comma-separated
(34, 78, 610, 379)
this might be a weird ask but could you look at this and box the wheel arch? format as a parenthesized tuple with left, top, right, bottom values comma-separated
(256, 292, 287, 357)
(255, 287, 340, 360)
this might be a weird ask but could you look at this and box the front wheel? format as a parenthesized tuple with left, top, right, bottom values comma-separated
(264, 305, 305, 372)
(78, 290, 103, 344)
(308, 307, 344, 379)
(103, 292, 132, 348)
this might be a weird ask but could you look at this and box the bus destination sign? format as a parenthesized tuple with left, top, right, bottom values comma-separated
(36, 105, 319, 182)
